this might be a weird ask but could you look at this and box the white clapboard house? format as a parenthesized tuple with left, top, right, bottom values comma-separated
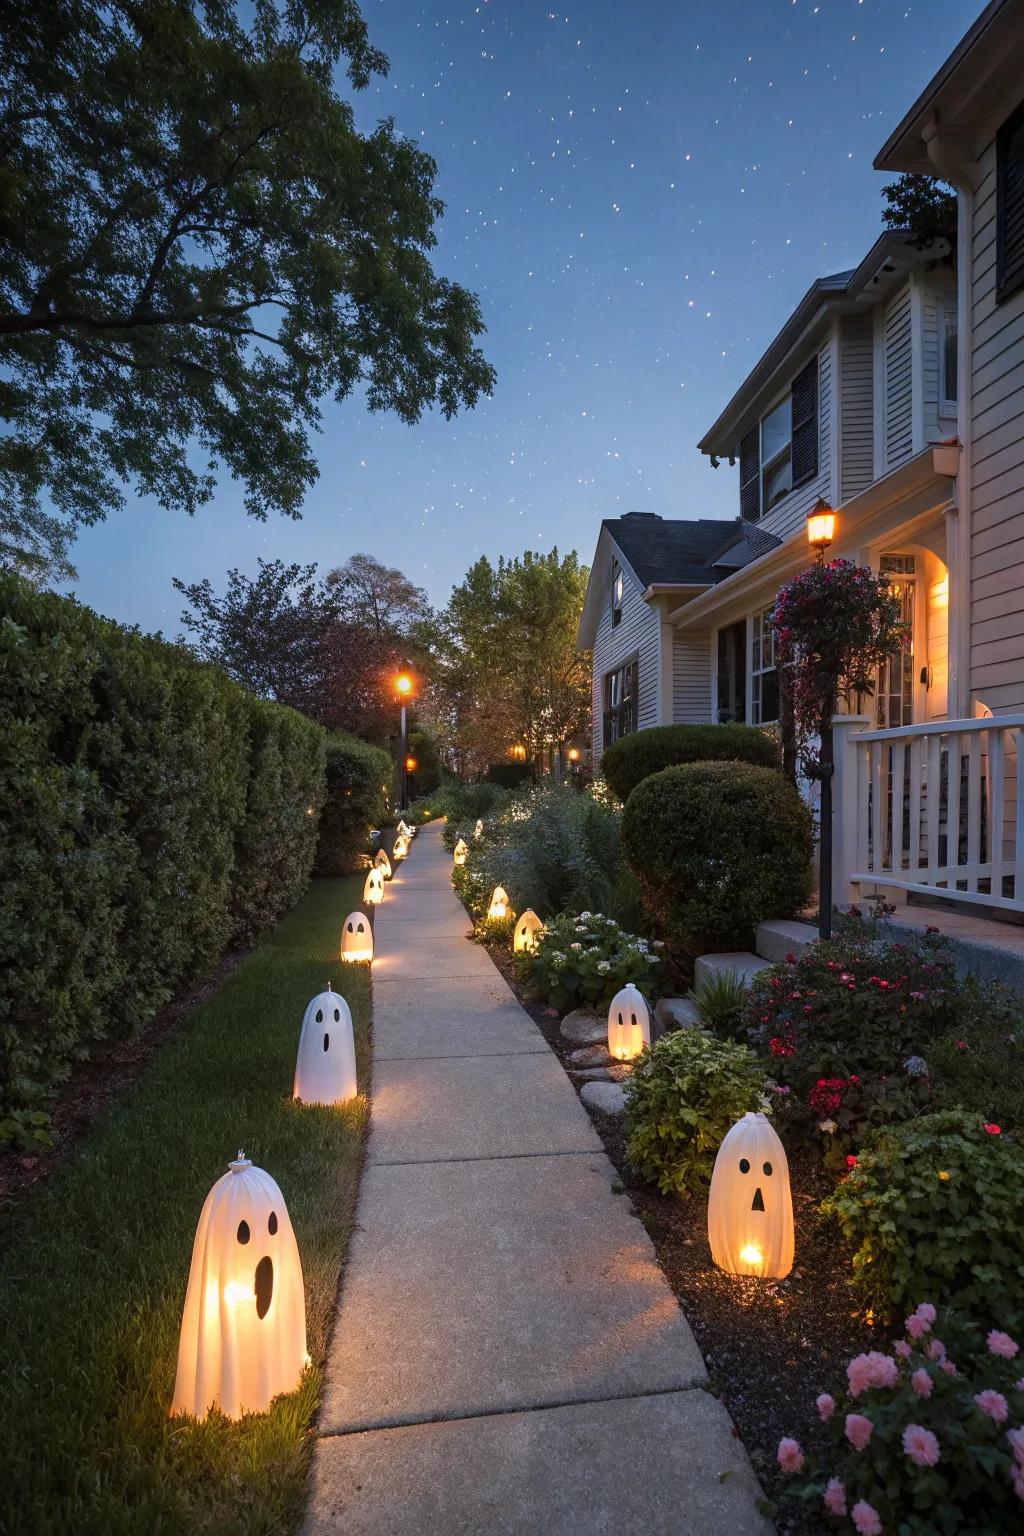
(579, 0, 1024, 916)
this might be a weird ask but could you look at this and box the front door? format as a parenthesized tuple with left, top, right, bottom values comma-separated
(716, 621, 747, 723)
(877, 555, 916, 728)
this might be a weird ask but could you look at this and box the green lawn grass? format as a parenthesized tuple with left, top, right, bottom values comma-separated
(0, 873, 371, 1536)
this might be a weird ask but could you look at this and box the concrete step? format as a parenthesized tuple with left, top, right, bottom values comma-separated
(754, 918, 818, 965)
(693, 952, 769, 991)
(655, 996, 702, 1032)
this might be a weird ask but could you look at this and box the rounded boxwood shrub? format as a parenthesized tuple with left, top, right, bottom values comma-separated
(624, 1028, 767, 1194)
(823, 1111, 1024, 1329)
(601, 722, 780, 801)
(315, 733, 391, 875)
(621, 760, 814, 958)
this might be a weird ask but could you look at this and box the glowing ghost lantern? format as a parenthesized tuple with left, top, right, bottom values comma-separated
(453, 838, 469, 866)
(396, 819, 411, 838)
(375, 848, 392, 880)
(474, 819, 484, 842)
(293, 985, 357, 1106)
(513, 909, 544, 953)
(707, 1112, 794, 1280)
(607, 982, 651, 1061)
(340, 912, 373, 963)
(363, 866, 384, 906)
(392, 834, 409, 862)
(487, 885, 510, 920)
(171, 1153, 306, 1420)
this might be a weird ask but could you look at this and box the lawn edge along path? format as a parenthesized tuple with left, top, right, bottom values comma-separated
(305, 821, 772, 1536)
(0, 871, 370, 1536)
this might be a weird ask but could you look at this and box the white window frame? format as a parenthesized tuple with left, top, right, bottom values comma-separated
(760, 391, 793, 513)
(750, 606, 780, 726)
(939, 305, 958, 417)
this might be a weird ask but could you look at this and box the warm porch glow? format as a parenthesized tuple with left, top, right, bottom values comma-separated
(394, 671, 414, 697)
(807, 499, 836, 552)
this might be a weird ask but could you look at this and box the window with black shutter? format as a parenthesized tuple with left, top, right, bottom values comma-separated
(602, 658, 638, 744)
(790, 355, 819, 487)
(997, 98, 1024, 305)
(739, 424, 760, 522)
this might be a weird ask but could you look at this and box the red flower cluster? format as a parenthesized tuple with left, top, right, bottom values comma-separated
(770, 1035, 796, 1059)
(809, 1077, 849, 1114)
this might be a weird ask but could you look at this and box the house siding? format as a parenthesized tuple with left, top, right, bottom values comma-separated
(839, 312, 875, 502)
(758, 338, 833, 541)
(672, 630, 712, 724)
(969, 135, 1024, 712)
(883, 282, 914, 469)
(590, 556, 660, 761)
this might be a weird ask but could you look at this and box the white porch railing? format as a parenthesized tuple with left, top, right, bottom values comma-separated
(832, 714, 1024, 914)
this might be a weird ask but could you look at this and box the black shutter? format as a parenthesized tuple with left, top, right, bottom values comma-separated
(997, 99, 1024, 305)
(791, 355, 819, 488)
(739, 424, 760, 521)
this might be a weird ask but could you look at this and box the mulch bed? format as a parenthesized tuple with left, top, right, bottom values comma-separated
(488, 942, 876, 1532)
(0, 948, 247, 1216)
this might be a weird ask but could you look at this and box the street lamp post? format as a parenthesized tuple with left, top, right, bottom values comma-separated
(394, 666, 414, 812)
(807, 499, 837, 941)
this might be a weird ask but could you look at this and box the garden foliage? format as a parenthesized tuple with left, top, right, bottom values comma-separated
(0, 574, 331, 1129)
(780, 1303, 1024, 1535)
(823, 1112, 1024, 1330)
(314, 734, 391, 875)
(621, 761, 814, 958)
(515, 910, 662, 1011)
(600, 721, 780, 802)
(624, 1029, 767, 1194)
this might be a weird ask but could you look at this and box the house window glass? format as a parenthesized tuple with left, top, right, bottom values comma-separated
(877, 555, 916, 729)
(750, 607, 779, 726)
(941, 310, 958, 413)
(761, 396, 792, 511)
(603, 658, 637, 744)
(611, 560, 623, 627)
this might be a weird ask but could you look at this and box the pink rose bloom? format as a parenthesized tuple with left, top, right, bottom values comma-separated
(940, 1359, 957, 1377)
(927, 1337, 946, 1361)
(894, 1339, 912, 1359)
(823, 1477, 847, 1517)
(988, 1330, 1020, 1359)
(845, 1413, 874, 1451)
(776, 1437, 804, 1474)
(975, 1389, 1009, 1423)
(906, 1312, 929, 1339)
(902, 1423, 941, 1466)
(847, 1350, 898, 1397)
(916, 1303, 937, 1324)
(816, 1392, 835, 1422)
(852, 1500, 883, 1535)
(911, 1368, 933, 1398)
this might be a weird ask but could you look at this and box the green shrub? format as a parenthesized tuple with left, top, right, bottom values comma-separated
(624, 1029, 767, 1194)
(434, 780, 513, 848)
(485, 760, 535, 789)
(782, 1303, 1024, 1535)
(602, 722, 780, 801)
(473, 912, 517, 947)
(823, 1111, 1024, 1328)
(0, 572, 328, 1131)
(930, 982, 1024, 1132)
(516, 910, 663, 1011)
(315, 733, 391, 875)
(692, 970, 749, 1039)
(621, 761, 813, 959)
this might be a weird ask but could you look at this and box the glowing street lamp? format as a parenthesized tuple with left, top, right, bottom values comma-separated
(393, 664, 416, 812)
(805, 499, 839, 941)
(807, 498, 837, 561)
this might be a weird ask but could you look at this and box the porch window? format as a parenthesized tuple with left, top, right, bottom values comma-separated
(610, 559, 623, 627)
(877, 555, 916, 728)
(603, 657, 637, 744)
(940, 308, 958, 414)
(750, 607, 780, 725)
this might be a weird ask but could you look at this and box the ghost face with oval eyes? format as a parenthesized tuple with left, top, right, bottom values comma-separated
(707, 1112, 794, 1280)
(293, 985, 356, 1106)
(171, 1156, 306, 1420)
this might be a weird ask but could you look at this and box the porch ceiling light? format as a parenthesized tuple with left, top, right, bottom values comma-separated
(807, 498, 837, 554)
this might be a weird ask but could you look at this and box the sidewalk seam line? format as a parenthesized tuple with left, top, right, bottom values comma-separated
(367, 1147, 603, 1168)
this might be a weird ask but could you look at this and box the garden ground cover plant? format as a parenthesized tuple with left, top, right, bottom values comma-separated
(0, 871, 370, 1536)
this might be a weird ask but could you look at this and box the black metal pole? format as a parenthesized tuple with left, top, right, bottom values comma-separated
(400, 702, 408, 812)
(819, 716, 834, 941)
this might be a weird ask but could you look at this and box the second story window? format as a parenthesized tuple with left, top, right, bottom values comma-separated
(610, 560, 623, 626)
(738, 354, 819, 521)
(996, 97, 1024, 305)
(941, 308, 958, 414)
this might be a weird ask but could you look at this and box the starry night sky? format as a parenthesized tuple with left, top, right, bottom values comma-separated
(64, 0, 979, 632)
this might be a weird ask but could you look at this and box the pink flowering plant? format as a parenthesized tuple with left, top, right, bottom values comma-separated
(769, 558, 906, 761)
(823, 1111, 1024, 1330)
(778, 1304, 1024, 1533)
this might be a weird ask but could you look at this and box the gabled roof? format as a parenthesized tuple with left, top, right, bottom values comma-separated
(697, 231, 942, 461)
(603, 512, 746, 587)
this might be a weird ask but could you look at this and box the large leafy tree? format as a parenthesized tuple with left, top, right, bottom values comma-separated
(328, 552, 429, 637)
(0, 1, 495, 576)
(428, 549, 591, 774)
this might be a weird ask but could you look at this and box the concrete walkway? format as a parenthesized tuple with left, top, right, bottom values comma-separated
(305, 822, 771, 1535)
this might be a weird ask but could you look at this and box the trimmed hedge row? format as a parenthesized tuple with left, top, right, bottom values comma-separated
(315, 734, 392, 875)
(0, 574, 334, 1120)
(601, 722, 781, 801)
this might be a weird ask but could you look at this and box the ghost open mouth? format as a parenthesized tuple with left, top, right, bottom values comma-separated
(255, 1256, 274, 1319)
(751, 1187, 765, 1212)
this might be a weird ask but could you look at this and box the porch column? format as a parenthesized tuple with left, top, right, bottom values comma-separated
(830, 714, 871, 907)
